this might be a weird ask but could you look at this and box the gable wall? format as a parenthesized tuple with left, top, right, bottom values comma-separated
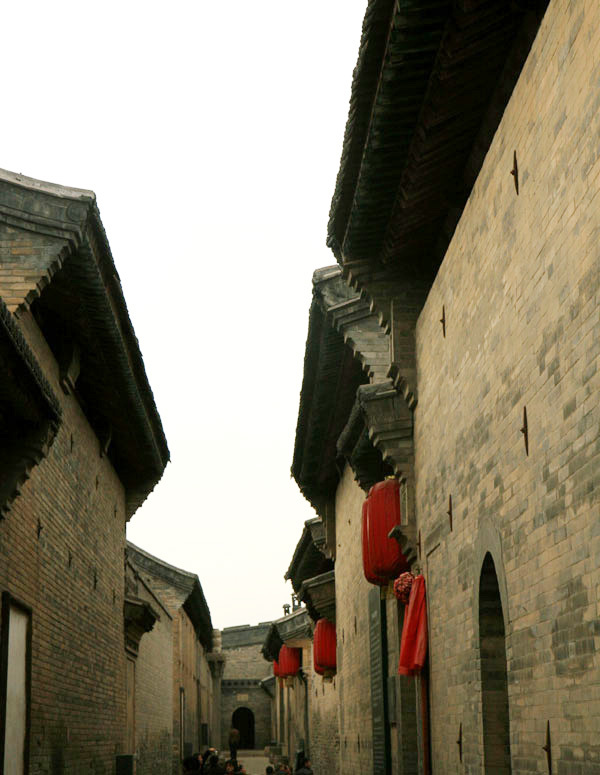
(414, 1, 600, 771)
(0, 307, 128, 773)
(0, 224, 68, 313)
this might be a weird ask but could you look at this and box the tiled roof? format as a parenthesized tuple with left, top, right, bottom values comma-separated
(0, 169, 169, 517)
(291, 270, 368, 514)
(127, 541, 213, 650)
(328, 0, 548, 280)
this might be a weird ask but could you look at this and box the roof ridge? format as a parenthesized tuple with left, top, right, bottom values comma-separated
(126, 540, 198, 581)
(0, 168, 95, 201)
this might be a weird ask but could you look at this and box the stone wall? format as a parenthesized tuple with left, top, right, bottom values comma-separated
(0, 308, 128, 773)
(414, 1, 600, 772)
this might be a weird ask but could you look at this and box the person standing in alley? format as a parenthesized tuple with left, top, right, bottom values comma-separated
(228, 727, 240, 761)
(294, 756, 313, 775)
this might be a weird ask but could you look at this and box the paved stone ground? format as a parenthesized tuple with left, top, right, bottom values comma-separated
(237, 750, 269, 775)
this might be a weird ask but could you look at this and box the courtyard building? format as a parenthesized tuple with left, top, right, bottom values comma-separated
(291, 0, 600, 773)
(126, 542, 218, 775)
(0, 169, 169, 774)
(219, 623, 274, 753)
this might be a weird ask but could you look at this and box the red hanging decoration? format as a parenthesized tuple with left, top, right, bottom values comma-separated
(313, 618, 336, 677)
(398, 575, 428, 676)
(362, 499, 389, 586)
(393, 572, 415, 605)
(362, 478, 409, 584)
(273, 659, 280, 677)
(278, 644, 301, 677)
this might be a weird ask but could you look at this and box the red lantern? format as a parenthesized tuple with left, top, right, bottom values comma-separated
(313, 618, 336, 677)
(362, 500, 388, 586)
(362, 478, 409, 583)
(278, 645, 301, 677)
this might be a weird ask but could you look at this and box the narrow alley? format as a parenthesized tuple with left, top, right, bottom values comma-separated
(1, 0, 599, 774)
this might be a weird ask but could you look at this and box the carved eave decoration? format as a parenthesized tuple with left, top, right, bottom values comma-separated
(207, 652, 226, 679)
(291, 272, 368, 520)
(285, 518, 333, 596)
(0, 295, 61, 515)
(337, 380, 420, 563)
(0, 169, 169, 518)
(261, 608, 313, 662)
(260, 676, 276, 698)
(276, 608, 313, 645)
(298, 570, 336, 624)
(327, 0, 549, 290)
(124, 596, 158, 656)
(336, 390, 393, 492)
(127, 541, 213, 650)
(343, 381, 414, 480)
(292, 265, 398, 530)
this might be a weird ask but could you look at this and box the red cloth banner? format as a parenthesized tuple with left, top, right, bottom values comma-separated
(398, 575, 428, 675)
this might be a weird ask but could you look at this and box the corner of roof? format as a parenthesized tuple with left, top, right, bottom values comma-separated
(0, 168, 96, 203)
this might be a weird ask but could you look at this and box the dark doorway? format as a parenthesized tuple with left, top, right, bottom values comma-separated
(479, 553, 511, 773)
(232, 707, 255, 749)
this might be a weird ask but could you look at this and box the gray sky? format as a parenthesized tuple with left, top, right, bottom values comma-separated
(2, 0, 366, 629)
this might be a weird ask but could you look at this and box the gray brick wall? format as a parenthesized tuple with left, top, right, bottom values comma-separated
(334, 465, 376, 774)
(134, 583, 173, 775)
(414, 1, 600, 771)
(0, 309, 128, 773)
(220, 637, 273, 750)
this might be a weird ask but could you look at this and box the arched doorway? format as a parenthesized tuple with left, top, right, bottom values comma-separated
(479, 553, 511, 773)
(232, 707, 255, 749)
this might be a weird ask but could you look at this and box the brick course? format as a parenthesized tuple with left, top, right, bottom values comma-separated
(221, 639, 273, 750)
(414, 1, 600, 771)
(133, 577, 173, 775)
(334, 465, 377, 775)
(0, 308, 128, 774)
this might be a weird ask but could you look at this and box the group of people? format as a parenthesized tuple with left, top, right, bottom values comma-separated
(182, 727, 245, 774)
(267, 753, 313, 775)
(182, 748, 247, 775)
(182, 728, 313, 775)
(183, 751, 313, 775)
